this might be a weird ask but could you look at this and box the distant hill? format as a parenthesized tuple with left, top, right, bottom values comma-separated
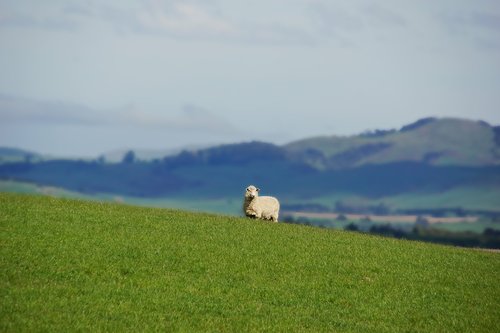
(285, 118, 500, 169)
(1, 117, 500, 214)
(101, 144, 214, 163)
(0, 147, 41, 163)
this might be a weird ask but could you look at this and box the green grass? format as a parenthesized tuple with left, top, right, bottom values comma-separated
(380, 186, 500, 212)
(305, 186, 500, 213)
(0, 180, 242, 215)
(0, 180, 95, 200)
(432, 220, 500, 233)
(1, 193, 500, 332)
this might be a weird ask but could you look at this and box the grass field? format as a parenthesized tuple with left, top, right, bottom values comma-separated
(1, 193, 499, 332)
(0, 180, 243, 215)
(286, 211, 479, 224)
(283, 212, 500, 234)
(301, 186, 500, 213)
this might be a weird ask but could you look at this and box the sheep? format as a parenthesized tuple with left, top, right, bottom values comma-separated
(243, 185, 280, 222)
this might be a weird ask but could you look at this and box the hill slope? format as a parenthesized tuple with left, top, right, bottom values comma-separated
(1, 142, 499, 201)
(286, 118, 500, 169)
(1, 193, 499, 332)
(0, 147, 41, 163)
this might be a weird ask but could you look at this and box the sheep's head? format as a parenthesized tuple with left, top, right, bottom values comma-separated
(245, 185, 260, 199)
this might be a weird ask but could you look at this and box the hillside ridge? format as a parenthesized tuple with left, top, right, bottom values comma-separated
(285, 117, 500, 169)
(2, 117, 498, 168)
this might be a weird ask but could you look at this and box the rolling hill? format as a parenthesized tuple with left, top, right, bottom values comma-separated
(100, 144, 213, 163)
(1, 117, 499, 215)
(1, 193, 499, 332)
(0, 147, 42, 163)
(286, 117, 500, 169)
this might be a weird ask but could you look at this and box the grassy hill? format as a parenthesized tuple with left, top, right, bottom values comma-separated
(1, 118, 500, 216)
(286, 118, 500, 169)
(1, 193, 499, 332)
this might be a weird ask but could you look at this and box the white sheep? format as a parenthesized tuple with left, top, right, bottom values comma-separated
(243, 185, 280, 222)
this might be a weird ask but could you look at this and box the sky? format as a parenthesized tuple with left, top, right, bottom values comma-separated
(1, 0, 499, 157)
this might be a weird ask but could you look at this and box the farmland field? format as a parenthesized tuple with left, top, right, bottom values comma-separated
(285, 211, 479, 224)
(283, 211, 500, 234)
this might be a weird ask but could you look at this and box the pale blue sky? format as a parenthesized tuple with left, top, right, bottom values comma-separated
(1, 0, 499, 157)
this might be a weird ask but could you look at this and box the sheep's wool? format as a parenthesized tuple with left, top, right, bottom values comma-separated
(243, 185, 280, 222)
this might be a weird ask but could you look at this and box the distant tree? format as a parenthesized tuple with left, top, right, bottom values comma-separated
(281, 215, 296, 224)
(97, 155, 106, 164)
(357, 216, 372, 231)
(122, 150, 136, 164)
(415, 215, 430, 228)
(483, 228, 500, 237)
(360, 129, 396, 138)
(297, 217, 311, 225)
(345, 223, 359, 231)
(370, 224, 405, 238)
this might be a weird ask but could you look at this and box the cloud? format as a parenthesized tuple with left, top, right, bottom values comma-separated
(0, 94, 99, 125)
(93, 0, 236, 39)
(62, 1, 96, 17)
(306, 1, 406, 45)
(120, 103, 241, 135)
(0, 94, 241, 135)
(437, 9, 500, 49)
(0, 0, 316, 45)
(308, 2, 363, 33)
(440, 10, 500, 32)
(362, 4, 406, 28)
(0, 4, 78, 31)
(97, 0, 316, 45)
(135, 1, 235, 37)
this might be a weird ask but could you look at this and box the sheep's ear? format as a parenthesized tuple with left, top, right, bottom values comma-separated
(256, 188, 260, 191)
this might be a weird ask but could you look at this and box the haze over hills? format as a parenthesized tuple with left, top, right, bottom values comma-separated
(1, 117, 500, 215)
(100, 144, 214, 163)
(2, 117, 499, 167)
(0, 147, 42, 163)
